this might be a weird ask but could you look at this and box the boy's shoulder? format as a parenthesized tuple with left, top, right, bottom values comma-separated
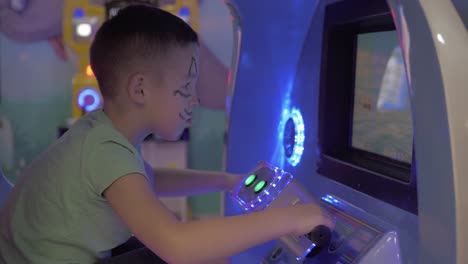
(71, 110, 137, 154)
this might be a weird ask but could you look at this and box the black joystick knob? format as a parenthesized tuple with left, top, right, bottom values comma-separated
(305, 225, 332, 258)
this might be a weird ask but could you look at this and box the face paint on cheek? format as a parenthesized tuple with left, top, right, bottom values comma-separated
(179, 112, 187, 121)
(173, 89, 191, 98)
(189, 56, 198, 77)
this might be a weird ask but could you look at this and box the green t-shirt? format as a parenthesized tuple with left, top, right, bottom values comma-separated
(0, 110, 147, 264)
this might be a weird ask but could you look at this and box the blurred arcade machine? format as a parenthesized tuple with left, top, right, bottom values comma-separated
(62, 0, 200, 221)
(63, 0, 105, 120)
(62, 0, 199, 122)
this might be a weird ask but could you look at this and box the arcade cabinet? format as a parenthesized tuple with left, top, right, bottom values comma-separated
(224, 0, 468, 263)
(63, 0, 105, 119)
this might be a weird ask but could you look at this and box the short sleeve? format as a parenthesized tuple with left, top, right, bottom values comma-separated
(86, 141, 147, 196)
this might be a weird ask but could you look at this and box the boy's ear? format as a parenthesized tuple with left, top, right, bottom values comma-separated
(127, 73, 146, 104)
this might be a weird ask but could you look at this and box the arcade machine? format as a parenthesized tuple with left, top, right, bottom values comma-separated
(63, 0, 105, 120)
(225, 0, 468, 263)
(62, 0, 199, 122)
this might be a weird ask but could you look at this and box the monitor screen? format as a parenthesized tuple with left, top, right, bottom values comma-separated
(352, 30, 413, 164)
(317, 0, 417, 213)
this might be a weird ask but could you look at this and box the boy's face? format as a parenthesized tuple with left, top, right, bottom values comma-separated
(145, 44, 200, 140)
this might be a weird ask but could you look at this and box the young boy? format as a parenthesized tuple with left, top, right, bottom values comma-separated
(0, 5, 333, 264)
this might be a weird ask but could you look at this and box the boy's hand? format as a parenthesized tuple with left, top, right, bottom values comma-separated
(292, 203, 335, 237)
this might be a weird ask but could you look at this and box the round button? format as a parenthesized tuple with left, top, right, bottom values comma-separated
(254, 180, 267, 193)
(244, 174, 257, 187)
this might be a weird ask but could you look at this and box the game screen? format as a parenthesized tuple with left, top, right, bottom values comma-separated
(352, 30, 413, 163)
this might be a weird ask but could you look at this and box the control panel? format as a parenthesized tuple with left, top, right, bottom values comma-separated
(231, 161, 401, 263)
(231, 162, 331, 261)
(262, 194, 400, 264)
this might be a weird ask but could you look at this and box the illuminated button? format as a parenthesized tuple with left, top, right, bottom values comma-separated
(244, 174, 257, 186)
(73, 8, 85, 18)
(179, 7, 190, 17)
(254, 180, 267, 193)
(177, 7, 191, 23)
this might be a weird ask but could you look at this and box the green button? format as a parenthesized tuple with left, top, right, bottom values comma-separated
(244, 174, 257, 186)
(254, 180, 267, 193)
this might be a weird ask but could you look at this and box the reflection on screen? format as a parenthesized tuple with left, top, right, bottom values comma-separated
(352, 31, 413, 163)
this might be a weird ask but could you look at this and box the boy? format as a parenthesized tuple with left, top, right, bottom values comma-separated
(0, 5, 333, 264)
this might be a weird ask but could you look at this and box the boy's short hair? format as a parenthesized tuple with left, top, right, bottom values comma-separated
(90, 5, 199, 98)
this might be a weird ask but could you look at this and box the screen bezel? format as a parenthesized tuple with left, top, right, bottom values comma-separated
(317, 0, 418, 214)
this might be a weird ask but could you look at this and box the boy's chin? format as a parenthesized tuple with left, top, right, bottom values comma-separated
(155, 131, 184, 142)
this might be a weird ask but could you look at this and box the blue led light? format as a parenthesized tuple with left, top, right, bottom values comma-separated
(321, 194, 343, 206)
(73, 8, 85, 18)
(297, 242, 316, 260)
(230, 165, 294, 212)
(178, 7, 190, 17)
(77, 88, 101, 112)
(290, 109, 305, 166)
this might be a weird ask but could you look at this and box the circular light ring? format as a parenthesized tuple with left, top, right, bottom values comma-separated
(282, 108, 305, 167)
(76, 23, 92, 37)
(179, 7, 190, 17)
(77, 88, 101, 112)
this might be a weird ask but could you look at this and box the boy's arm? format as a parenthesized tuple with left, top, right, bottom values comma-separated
(105, 173, 332, 264)
(144, 161, 240, 197)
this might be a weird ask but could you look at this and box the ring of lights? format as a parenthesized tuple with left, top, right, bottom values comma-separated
(282, 108, 305, 167)
(77, 88, 101, 112)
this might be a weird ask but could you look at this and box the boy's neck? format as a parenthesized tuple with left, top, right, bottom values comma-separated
(103, 104, 149, 148)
